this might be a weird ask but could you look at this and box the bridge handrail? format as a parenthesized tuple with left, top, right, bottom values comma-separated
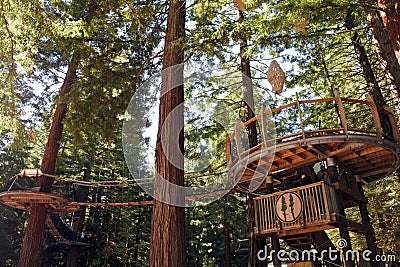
(227, 91, 399, 163)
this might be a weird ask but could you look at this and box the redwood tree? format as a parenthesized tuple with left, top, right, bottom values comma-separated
(377, 0, 400, 63)
(345, 9, 392, 137)
(149, 0, 186, 266)
(369, 11, 400, 115)
(17, 55, 79, 267)
(238, 10, 267, 267)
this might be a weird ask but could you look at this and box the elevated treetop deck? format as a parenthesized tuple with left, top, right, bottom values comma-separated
(227, 92, 400, 193)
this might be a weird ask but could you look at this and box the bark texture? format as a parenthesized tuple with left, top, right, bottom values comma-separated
(345, 9, 392, 137)
(377, 0, 400, 63)
(18, 56, 79, 267)
(149, 0, 186, 266)
(369, 11, 400, 115)
(238, 10, 266, 267)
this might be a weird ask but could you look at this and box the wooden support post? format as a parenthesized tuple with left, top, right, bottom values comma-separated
(66, 183, 89, 267)
(384, 106, 400, 142)
(226, 135, 231, 164)
(296, 92, 306, 140)
(261, 104, 268, 148)
(334, 90, 348, 136)
(338, 225, 356, 267)
(355, 175, 383, 267)
(366, 94, 383, 140)
(327, 158, 355, 267)
(327, 158, 345, 214)
(270, 235, 281, 267)
(265, 175, 274, 195)
(235, 118, 243, 158)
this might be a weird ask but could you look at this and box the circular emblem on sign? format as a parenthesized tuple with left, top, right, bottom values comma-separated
(275, 192, 303, 223)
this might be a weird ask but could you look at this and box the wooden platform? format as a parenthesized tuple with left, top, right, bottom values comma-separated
(230, 135, 399, 191)
(0, 190, 78, 213)
(227, 95, 400, 192)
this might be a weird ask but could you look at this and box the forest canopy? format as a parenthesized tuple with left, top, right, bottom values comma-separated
(0, 0, 399, 266)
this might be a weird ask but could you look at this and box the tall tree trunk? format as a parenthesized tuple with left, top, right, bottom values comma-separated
(66, 167, 90, 267)
(377, 0, 400, 63)
(17, 55, 79, 267)
(149, 0, 186, 266)
(369, 11, 400, 116)
(223, 206, 232, 267)
(345, 9, 392, 137)
(238, 10, 266, 267)
(133, 207, 142, 264)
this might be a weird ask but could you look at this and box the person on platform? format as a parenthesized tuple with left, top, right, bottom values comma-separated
(299, 173, 312, 186)
(317, 164, 330, 183)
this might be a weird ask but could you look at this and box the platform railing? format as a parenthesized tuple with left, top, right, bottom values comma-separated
(254, 182, 339, 235)
(226, 92, 400, 163)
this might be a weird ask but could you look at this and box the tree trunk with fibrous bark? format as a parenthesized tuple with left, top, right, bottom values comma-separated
(18, 55, 79, 267)
(369, 11, 400, 116)
(238, 10, 267, 267)
(345, 9, 392, 137)
(149, 0, 186, 266)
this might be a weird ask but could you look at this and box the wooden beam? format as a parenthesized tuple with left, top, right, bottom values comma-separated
(334, 90, 348, 136)
(332, 214, 374, 234)
(275, 224, 336, 237)
(296, 92, 306, 140)
(366, 94, 383, 140)
(274, 151, 293, 165)
(235, 118, 243, 158)
(384, 106, 400, 141)
(287, 148, 308, 160)
(226, 135, 231, 163)
(67, 200, 155, 207)
(330, 182, 367, 203)
(261, 104, 268, 148)
(358, 167, 396, 179)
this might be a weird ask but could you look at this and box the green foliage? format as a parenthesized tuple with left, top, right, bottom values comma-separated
(0, 0, 399, 265)
(364, 175, 400, 257)
(0, 134, 40, 265)
(187, 194, 248, 267)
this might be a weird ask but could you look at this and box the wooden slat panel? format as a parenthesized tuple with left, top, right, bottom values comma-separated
(254, 182, 335, 234)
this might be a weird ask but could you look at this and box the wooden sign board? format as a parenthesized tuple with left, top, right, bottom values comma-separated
(275, 192, 303, 223)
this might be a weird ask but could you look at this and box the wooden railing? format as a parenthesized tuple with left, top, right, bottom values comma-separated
(226, 92, 400, 163)
(254, 182, 339, 235)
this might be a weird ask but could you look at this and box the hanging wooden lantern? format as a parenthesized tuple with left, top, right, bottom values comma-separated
(233, 0, 246, 11)
(267, 60, 285, 94)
